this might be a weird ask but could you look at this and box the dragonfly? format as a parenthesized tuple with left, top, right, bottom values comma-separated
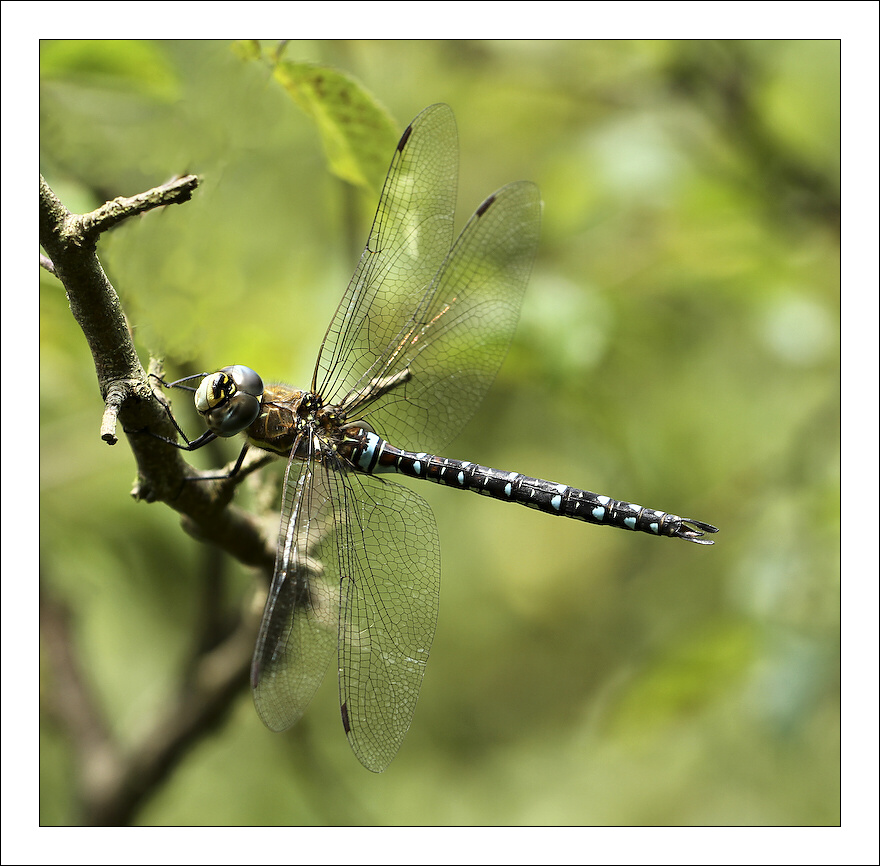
(154, 104, 717, 772)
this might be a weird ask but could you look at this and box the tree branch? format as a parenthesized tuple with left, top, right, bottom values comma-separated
(39, 174, 278, 565)
(41, 580, 257, 826)
(39, 174, 283, 824)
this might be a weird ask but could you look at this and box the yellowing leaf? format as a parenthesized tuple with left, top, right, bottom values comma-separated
(271, 62, 398, 191)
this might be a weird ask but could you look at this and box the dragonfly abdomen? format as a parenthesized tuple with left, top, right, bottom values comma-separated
(347, 431, 717, 544)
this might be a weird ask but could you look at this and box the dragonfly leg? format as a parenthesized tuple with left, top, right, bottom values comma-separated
(127, 374, 219, 451)
(149, 371, 208, 392)
(341, 367, 412, 418)
(125, 415, 219, 452)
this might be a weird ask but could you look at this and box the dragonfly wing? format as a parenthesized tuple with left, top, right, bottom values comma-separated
(314, 103, 458, 404)
(251, 447, 340, 732)
(252, 441, 441, 773)
(344, 180, 542, 453)
(334, 472, 440, 773)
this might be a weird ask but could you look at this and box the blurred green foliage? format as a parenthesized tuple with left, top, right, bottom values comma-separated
(40, 40, 839, 826)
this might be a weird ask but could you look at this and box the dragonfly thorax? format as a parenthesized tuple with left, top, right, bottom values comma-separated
(244, 383, 331, 459)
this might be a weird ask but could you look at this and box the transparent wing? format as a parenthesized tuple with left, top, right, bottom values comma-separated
(313, 105, 540, 452)
(335, 473, 440, 772)
(313, 103, 458, 405)
(251, 442, 339, 732)
(252, 442, 440, 772)
(342, 180, 542, 453)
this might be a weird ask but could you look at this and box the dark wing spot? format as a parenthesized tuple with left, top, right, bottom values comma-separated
(341, 701, 351, 734)
(476, 194, 496, 217)
(398, 124, 414, 152)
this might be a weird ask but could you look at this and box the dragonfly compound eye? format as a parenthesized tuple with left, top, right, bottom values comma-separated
(195, 369, 263, 436)
(209, 391, 262, 436)
(221, 365, 264, 398)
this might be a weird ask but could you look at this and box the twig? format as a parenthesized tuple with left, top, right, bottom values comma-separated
(79, 175, 200, 241)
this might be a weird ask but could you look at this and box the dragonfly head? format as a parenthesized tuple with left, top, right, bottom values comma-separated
(194, 365, 264, 437)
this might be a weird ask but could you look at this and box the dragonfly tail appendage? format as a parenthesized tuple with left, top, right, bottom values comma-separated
(673, 518, 719, 545)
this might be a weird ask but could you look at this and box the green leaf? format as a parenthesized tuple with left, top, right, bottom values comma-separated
(271, 61, 398, 191)
(230, 39, 262, 62)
